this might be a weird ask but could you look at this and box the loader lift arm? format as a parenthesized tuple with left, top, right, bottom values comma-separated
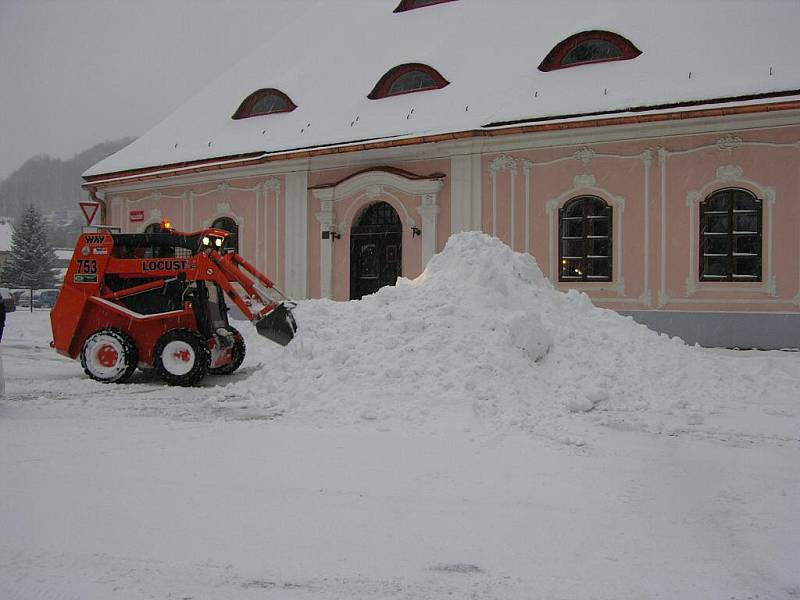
(206, 249, 297, 346)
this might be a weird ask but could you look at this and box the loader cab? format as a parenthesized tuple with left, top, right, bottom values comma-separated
(191, 280, 233, 338)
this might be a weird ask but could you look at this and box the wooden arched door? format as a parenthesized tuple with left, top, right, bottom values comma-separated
(350, 202, 402, 300)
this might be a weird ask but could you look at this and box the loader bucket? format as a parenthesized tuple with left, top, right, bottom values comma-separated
(255, 303, 297, 346)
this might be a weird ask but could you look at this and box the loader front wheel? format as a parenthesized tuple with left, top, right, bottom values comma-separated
(81, 329, 138, 384)
(154, 329, 210, 386)
(209, 327, 246, 376)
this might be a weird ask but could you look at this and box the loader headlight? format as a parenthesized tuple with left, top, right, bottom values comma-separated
(215, 238, 223, 247)
(202, 236, 210, 246)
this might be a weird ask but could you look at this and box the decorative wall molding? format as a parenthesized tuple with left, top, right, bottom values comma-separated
(365, 184, 383, 199)
(658, 148, 669, 307)
(264, 178, 281, 192)
(545, 183, 627, 298)
(338, 189, 416, 231)
(507, 147, 651, 303)
(489, 154, 517, 239)
(450, 153, 482, 234)
(315, 202, 335, 299)
(521, 159, 533, 252)
(715, 164, 743, 181)
(657, 136, 800, 307)
(311, 169, 444, 203)
(259, 177, 281, 274)
(310, 168, 446, 298)
(684, 170, 777, 298)
(639, 149, 653, 306)
(192, 181, 263, 267)
(573, 173, 596, 189)
(715, 134, 743, 152)
(417, 193, 441, 267)
(123, 190, 185, 233)
(202, 208, 244, 229)
(573, 147, 596, 167)
(489, 154, 518, 174)
(97, 110, 800, 196)
(284, 171, 308, 299)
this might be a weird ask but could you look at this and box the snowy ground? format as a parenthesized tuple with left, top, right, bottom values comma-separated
(1, 234, 799, 599)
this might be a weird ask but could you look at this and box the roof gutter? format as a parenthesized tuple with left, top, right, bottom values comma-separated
(83, 97, 800, 189)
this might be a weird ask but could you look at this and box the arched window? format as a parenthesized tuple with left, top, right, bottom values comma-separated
(211, 216, 239, 253)
(699, 188, 761, 281)
(559, 196, 612, 282)
(368, 63, 449, 99)
(393, 0, 456, 12)
(539, 31, 641, 72)
(232, 88, 297, 119)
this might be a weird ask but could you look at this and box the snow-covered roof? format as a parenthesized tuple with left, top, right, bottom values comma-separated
(85, 0, 800, 178)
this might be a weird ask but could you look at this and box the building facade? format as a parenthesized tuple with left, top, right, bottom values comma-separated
(83, 0, 800, 348)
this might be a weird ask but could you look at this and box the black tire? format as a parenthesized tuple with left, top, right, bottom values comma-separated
(153, 328, 210, 386)
(208, 327, 246, 376)
(80, 329, 138, 384)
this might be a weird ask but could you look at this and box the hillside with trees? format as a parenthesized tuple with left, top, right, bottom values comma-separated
(0, 138, 132, 246)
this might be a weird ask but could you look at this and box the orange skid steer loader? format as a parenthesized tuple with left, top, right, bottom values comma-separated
(50, 222, 297, 386)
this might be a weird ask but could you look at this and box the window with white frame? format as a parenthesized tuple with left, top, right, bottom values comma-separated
(559, 195, 612, 282)
(699, 188, 762, 281)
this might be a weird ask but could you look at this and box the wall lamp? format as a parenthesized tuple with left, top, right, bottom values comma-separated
(411, 225, 421, 237)
(321, 229, 340, 240)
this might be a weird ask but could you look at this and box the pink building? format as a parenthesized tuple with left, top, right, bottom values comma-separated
(83, 0, 800, 348)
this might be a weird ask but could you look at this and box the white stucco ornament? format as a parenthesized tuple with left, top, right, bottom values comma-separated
(489, 155, 517, 174)
(716, 134, 743, 152)
(573, 173, 596, 189)
(715, 164, 743, 181)
(365, 185, 383, 199)
(573, 147, 596, 166)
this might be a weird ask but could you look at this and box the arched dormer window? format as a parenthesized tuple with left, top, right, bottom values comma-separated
(393, 0, 456, 12)
(232, 88, 296, 119)
(539, 31, 641, 72)
(368, 63, 449, 99)
(559, 196, 612, 282)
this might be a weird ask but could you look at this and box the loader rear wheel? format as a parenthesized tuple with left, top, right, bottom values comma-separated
(81, 329, 138, 384)
(209, 328, 246, 376)
(154, 329, 210, 386)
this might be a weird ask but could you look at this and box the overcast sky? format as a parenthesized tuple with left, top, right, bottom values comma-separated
(0, 0, 309, 180)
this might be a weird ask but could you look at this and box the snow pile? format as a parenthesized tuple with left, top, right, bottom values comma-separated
(231, 232, 772, 431)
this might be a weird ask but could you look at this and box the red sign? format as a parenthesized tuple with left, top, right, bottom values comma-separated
(79, 201, 100, 225)
(130, 210, 145, 223)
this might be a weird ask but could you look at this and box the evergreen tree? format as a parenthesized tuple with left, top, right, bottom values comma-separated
(0, 205, 58, 289)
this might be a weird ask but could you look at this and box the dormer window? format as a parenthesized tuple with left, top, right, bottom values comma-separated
(393, 0, 456, 12)
(232, 88, 297, 119)
(539, 31, 641, 72)
(368, 63, 449, 99)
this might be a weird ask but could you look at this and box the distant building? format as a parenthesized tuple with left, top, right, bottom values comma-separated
(83, 0, 800, 348)
(0, 218, 13, 268)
